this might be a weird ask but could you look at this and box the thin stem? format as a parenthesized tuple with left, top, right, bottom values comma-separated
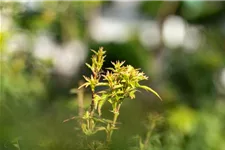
(87, 119, 90, 129)
(90, 92, 95, 117)
(112, 113, 119, 127)
(112, 103, 121, 127)
(78, 81, 84, 117)
(106, 130, 111, 144)
(106, 103, 121, 145)
(143, 123, 156, 149)
(89, 71, 99, 117)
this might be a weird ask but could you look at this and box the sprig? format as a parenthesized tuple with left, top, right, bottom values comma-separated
(77, 47, 162, 145)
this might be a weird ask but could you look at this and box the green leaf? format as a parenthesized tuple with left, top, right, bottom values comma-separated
(83, 75, 90, 82)
(129, 90, 136, 99)
(121, 79, 126, 83)
(138, 85, 162, 101)
(97, 94, 108, 116)
(93, 117, 113, 124)
(108, 98, 113, 104)
(113, 84, 123, 89)
(91, 49, 98, 55)
(13, 143, 20, 149)
(83, 111, 91, 119)
(78, 82, 90, 89)
(116, 90, 124, 94)
(96, 82, 108, 87)
(81, 123, 88, 134)
(93, 94, 101, 109)
(85, 63, 92, 70)
(96, 126, 106, 132)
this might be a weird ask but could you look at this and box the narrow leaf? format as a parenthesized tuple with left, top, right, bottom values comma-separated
(91, 49, 98, 55)
(85, 63, 92, 70)
(96, 82, 108, 86)
(78, 83, 90, 89)
(139, 85, 162, 101)
(83, 75, 90, 82)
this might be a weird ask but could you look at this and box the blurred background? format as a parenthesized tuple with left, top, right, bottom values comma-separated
(0, 1, 225, 150)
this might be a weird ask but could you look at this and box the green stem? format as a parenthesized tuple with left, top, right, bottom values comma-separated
(143, 123, 155, 149)
(112, 113, 119, 127)
(106, 130, 111, 144)
(106, 103, 121, 145)
(90, 92, 95, 116)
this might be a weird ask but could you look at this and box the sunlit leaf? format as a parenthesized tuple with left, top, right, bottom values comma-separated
(113, 84, 123, 89)
(129, 90, 136, 99)
(91, 49, 98, 55)
(138, 85, 162, 101)
(96, 82, 108, 86)
(83, 75, 90, 82)
(85, 63, 92, 70)
(78, 82, 90, 89)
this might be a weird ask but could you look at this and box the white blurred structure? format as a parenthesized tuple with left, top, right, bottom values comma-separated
(89, 1, 140, 43)
(33, 33, 58, 60)
(183, 25, 203, 53)
(2, 1, 208, 78)
(221, 69, 225, 89)
(6, 32, 30, 53)
(24, 1, 41, 11)
(215, 68, 225, 95)
(220, 19, 225, 36)
(0, 13, 13, 32)
(139, 21, 161, 49)
(162, 15, 186, 49)
(103, 1, 140, 20)
(89, 16, 132, 43)
(89, 2, 203, 53)
(33, 33, 87, 77)
(53, 40, 87, 77)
